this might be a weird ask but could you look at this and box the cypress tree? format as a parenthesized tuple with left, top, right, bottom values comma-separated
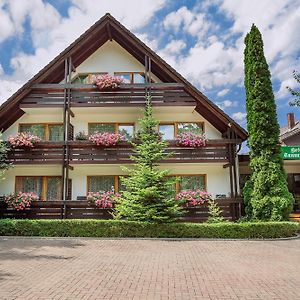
(114, 95, 182, 222)
(243, 24, 293, 221)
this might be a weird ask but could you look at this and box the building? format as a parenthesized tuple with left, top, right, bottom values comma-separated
(0, 14, 247, 207)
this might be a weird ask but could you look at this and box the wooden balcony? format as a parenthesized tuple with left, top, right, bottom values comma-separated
(20, 83, 196, 108)
(7, 140, 234, 165)
(0, 198, 244, 221)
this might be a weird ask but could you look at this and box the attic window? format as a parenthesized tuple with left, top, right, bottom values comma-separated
(114, 72, 148, 84)
(72, 73, 108, 84)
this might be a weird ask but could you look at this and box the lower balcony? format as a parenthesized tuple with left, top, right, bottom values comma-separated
(6, 140, 232, 165)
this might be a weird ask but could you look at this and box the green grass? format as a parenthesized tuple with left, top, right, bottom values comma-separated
(0, 219, 298, 239)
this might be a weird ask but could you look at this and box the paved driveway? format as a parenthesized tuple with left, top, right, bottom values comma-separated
(0, 237, 299, 300)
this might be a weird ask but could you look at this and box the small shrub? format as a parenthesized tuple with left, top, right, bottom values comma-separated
(207, 199, 226, 223)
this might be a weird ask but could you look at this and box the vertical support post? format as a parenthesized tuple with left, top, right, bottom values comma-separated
(61, 57, 72, 219)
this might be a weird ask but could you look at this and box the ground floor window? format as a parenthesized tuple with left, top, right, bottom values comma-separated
(15, 176, 62, 201)
(174, 175, 206, 193)
(87, 176, 119, 193)
(87, 175, 206, 195)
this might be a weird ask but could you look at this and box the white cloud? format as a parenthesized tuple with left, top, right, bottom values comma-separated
(217, 88, 230, 97)
(163, 6, 212, 37)
(232, 112, 246, 121)
(216, 99, 238, 110)
(0, 0, 167, 104)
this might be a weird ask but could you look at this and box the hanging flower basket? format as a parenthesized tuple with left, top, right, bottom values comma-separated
(4, 192, 39, 211)
(89, 132, 125, 147)
(176, 132, 207, 148)
(93, 74, 124, 91)
(87, 191, 120, 209)
(176, 190, 213, 207)
(8, 132, 41, 148)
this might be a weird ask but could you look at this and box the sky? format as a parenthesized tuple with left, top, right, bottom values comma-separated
(0, 0, 299, 130)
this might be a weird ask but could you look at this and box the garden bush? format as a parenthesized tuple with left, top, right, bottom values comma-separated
(0, 219, 298, 239)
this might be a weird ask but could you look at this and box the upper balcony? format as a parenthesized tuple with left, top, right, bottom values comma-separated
(20, 83, 196, 108)
(6, 140, 236, 165)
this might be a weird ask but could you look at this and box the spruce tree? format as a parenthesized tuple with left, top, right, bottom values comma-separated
(114, 95, 182, 222)
(243, 24, 293, 220)
(0, 133, 11, 180)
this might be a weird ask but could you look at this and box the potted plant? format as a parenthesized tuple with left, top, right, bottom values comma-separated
(4, 192, 39, 211)
(176, 189, 212, 207)
(87, 191, 120, 209)
(8, 132, 41, 148)
(89, 132, 125, 147)
(93, 74, 124, 91)
(176, 132, 207, 148)
(75, 131, 89, 141)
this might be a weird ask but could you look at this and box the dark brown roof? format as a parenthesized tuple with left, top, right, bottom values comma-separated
(280, 119, 300, 141)
(0, 13, 247, 140)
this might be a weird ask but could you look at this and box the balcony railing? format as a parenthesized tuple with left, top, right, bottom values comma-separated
(20, 83, 196, 107)
(7, 140, 233, 165)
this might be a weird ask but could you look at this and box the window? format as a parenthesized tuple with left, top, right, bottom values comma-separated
(72, 73, 108, 84)
(175, 175, 206, 193)
(159, 124, 175, 140)
(19, 124, 64, 141)
(294, 174, 300, 188)
(159, 122, 204, 140)
(15, 176, 62, 201)
(88, 123, 134, 139)
(87, 176, 119, 193)
(114, 72, 147, 84)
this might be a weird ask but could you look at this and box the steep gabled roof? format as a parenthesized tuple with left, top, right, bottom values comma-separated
(0, 13, 247, 140)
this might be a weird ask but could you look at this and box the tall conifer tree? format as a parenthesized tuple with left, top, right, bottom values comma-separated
(243, 24, 293, 220)
(114, 95, 182, 222)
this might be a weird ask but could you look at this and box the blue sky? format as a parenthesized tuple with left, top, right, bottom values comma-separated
(0, 0, 299, 130)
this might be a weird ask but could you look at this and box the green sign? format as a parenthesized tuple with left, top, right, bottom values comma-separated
(281, 146, 300, 160)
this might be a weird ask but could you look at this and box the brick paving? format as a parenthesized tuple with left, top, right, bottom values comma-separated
(0, 237, 299, 300)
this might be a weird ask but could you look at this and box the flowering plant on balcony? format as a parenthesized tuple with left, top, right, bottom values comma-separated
(176, 132, 207, 148)
(87, 191, 121, 208)
(176, 189, 213, 207)
(93, 74, 124, 90)
(4, 192, 39, 211)
(8, 132, 41, 148)
(89, 132, 125, 146)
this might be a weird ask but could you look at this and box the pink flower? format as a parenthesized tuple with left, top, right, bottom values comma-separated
(4, 192, 38, 210)
(176, 132, 207, 148)
(8, 132, 41, 148)
(176, 189, 212, 207)
(93, 75, 124, 90)
(87, 191, 120, 208)
(89, 132, 125, 146)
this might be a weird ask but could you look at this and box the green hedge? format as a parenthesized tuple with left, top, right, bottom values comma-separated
(0, 219, 298, 239)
